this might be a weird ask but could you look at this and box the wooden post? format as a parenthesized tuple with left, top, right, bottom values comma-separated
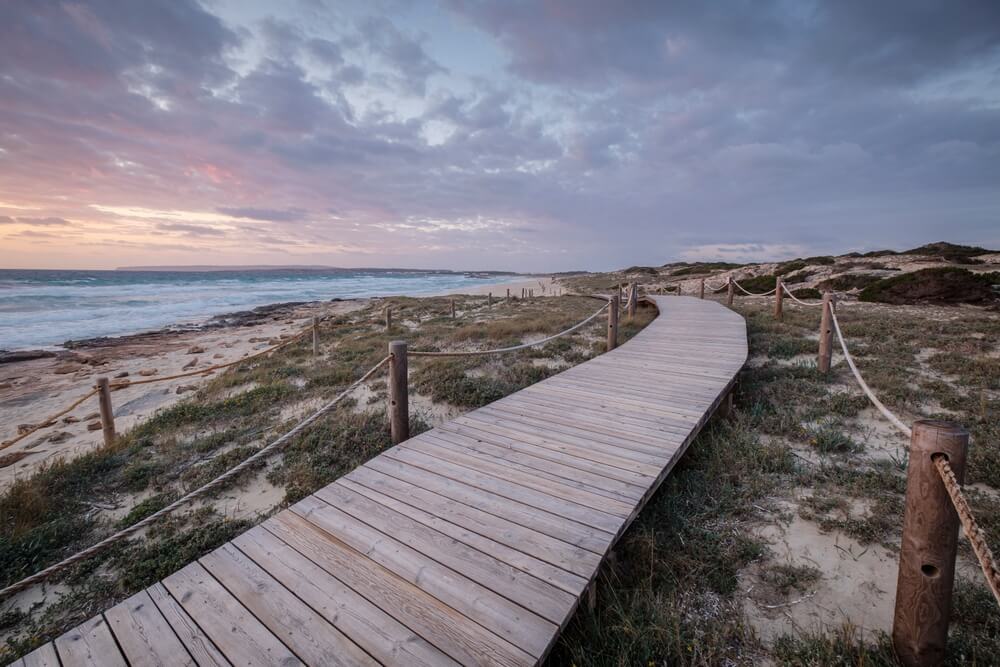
(385, 306, 392, 332)
(618, 282, 623, 306)
(522, 287, 525, 299)
(506, 288, 510, 303)
(607, 296, 619, 351)
(96, 376, 115, 446)
(775, 276, 784, 321)
(488, 292, 492, 309)
(727, 277, 734, 306)
(817, 292, 834, 373)
(388, 341, 409, 444)
(450, 299, 456, 319)
(892, 420, 969, 667)
(627, 282, 637, 320)
(311, 317, 319, 356)
(699, 278, 705, 299)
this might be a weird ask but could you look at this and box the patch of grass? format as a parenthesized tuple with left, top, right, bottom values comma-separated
(671, 262, 741, 276)
(808, 422, 861, 454)
(772, 623, 898, 666)
(549, 414, 795, 665)
(819, 273, 883, 292)
(762, 563, 822, 596)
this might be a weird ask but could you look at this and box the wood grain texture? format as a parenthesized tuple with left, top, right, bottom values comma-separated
(30, 296, 747, 667)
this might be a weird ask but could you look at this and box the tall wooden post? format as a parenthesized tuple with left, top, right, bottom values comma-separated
(312, 317, 319, 356)
(627, 282, 637, 320)
(727, 277, 734, 306)
(388, 341, 409, 444)
(522, 287, 525, 299)
(618, 282, 623, 306)
(96, 376, 115, 446)
(775, 276, 784, 321)
(893, 420, 969, 667)
(699, 278, 705, 299)
(607, 296, 619, 351)
(817, 293, 834, 373)
(450, 299, 456, 319)
(385, 306, 392, 332)
(506, 288, 510, 303)
(488, 292, 493, 309)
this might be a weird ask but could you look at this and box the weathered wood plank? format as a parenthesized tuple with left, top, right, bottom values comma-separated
(104, 590, 195, 666)
(54, 616, 127, 667)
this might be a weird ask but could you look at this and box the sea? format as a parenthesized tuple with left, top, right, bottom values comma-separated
(0, 268, 508, 350)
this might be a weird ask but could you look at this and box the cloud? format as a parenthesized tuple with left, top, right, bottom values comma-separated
(216, 207, 307, 222)
(0, 216, 72, 226)
(157, 222, 227, 236)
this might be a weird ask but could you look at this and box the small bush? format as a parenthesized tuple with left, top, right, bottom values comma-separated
(859, 268, 999, 305)
(818, 273, 882, 292)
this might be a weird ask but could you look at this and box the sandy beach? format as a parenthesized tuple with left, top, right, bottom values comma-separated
(0, 275, 557, 486)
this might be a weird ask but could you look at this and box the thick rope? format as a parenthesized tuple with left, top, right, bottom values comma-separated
(409, 301, 609, 357)
(829, 305, 912, 437)
(780, 282, 824, 307)
(733, 281, 777, 297)
(933, 455, 1000, 608)
(0, 388, 100, 451)
(0, 355, 391, 600)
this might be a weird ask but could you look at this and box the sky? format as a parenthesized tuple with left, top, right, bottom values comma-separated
(1, 1, 998, 272)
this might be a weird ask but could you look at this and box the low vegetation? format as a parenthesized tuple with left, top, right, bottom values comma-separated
(859, 267, 999, 306)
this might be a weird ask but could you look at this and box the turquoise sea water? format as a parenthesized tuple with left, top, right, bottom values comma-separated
(0, 269, 502, 350)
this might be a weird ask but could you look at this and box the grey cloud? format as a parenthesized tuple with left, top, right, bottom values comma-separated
(13, 217, 72, 226)
(157, 222, 226, 236)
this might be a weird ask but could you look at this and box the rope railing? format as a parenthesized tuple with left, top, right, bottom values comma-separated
(827, 301, 1000, 622)
(0, 388, 100, 451)
(0, 354, 391, 600)
(409, 301, 609, 357)
(780, 282, 824, 307)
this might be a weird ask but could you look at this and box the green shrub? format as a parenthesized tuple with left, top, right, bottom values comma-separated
(859, 268, 999, 305)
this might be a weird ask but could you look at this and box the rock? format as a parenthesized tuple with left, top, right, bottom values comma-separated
(175, 384, 198, 394)
(53, 363, 82, 375)
(213, 353, 224, 359)
(83, 412, 99, 421)
(62, 415, 80, 424)
(17, 423, 35, 434)
(113, 371, 129, 379)
(0, 350, 57, 364)
(182, 357, 198, 370)
(186, 345, 205, 354)
(86, 421, 102, 431)
(248, 337, 268, 343)
(48, 431, 72, 443)
(0, 382, 12, 390)
(138, 368, 158, 376)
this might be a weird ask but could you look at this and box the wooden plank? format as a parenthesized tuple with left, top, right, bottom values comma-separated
(291, 495, 556, 659)
(232, 526, 458, 667)
(54, 616, 127, 667)
(420, 430, 645, 501)
(383, 447, 623, 534)
(162, 563, 301, 666)
(402, 436, 635, 516)
(367, 455, 614, 554)
(104, 590, 195, 666)
(146, 583, 229, 666)
(316, 481, 578, 623)
(265, 512, 534, 667)
(345, 466, 601, 577)
(199, 544, 376, 666)
(19, 644, 59, 667)
(433, 419, 656, 486)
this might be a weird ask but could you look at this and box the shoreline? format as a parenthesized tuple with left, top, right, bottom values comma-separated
(0, 274, 558, 485)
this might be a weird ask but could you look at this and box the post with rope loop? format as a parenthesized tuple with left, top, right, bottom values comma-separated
(627, 282, 638, 320)
(385, 306, 392, 332)
(388, 340, 409, 444)
(312, 317, 319, 356)
(727, 276, 735, 306)
(817, 292, 834, 373)
(607, 295, 619, 351)
(774, 276, 784, 321)
(96, 376, 116, 447)
(893, 420, 969, 667)
(699, 278, 705, 300)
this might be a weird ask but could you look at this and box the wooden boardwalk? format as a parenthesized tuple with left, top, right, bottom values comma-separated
(16, 295, 747, 667)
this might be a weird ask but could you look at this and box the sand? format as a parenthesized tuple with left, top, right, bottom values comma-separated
(0, 299, 364, 487)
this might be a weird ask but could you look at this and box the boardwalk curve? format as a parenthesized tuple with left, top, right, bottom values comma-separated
(16, 295, 747, 666)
